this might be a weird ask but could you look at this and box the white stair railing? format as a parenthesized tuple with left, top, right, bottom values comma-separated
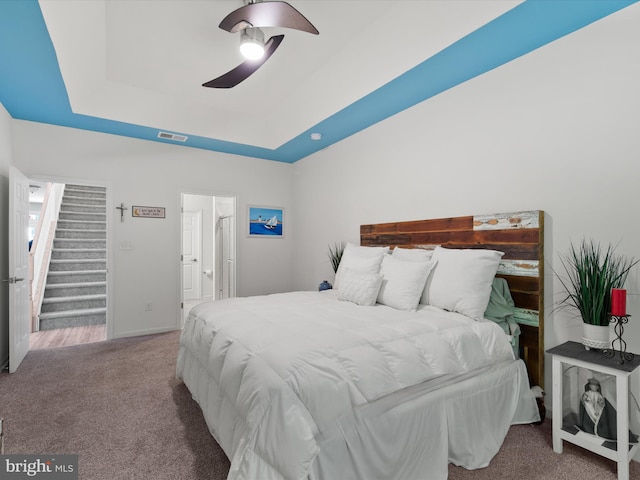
(30, 183, 65, 331)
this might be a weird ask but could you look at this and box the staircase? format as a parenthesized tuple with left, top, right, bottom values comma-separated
(39, 184, 107, 331)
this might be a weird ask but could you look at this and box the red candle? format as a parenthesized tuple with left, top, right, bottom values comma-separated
(611, 288, 627, 316)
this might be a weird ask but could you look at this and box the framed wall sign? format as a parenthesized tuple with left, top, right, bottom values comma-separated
(132, 206, 165, 219)
(247, 205, 284, 238)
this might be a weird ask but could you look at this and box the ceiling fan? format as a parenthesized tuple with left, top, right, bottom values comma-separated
(202, 0, 319, 89)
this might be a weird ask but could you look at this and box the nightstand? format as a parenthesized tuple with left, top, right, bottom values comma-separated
(548, 341, 640, 480)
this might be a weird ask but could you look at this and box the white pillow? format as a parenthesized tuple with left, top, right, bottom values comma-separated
(427, 246, 504, 320)
(390, 247, 437, 304)
(377, 255, 436, 311)
(334, 243, 389, 289)
(337, 269, 384, 306)
(392, 247, 434, 262)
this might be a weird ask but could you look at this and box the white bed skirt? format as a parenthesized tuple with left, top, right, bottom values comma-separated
(179, 348, 538, 480)
(308, 359, 538, 480)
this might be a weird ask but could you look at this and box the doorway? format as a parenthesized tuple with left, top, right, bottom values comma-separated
(181, 193, 236, 324)
(27, 179, 109, 350)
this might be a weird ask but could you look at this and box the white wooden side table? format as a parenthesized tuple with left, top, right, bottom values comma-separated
(548, 341, 640, 480)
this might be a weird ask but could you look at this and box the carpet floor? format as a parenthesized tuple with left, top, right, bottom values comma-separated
(0, 331, 637, 479)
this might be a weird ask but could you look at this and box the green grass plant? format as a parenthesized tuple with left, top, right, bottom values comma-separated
(556, 239, 638, 325)
(328, 242, 346, 274)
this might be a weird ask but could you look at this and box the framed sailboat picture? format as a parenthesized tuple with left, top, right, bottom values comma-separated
(247, 205, 284, 238)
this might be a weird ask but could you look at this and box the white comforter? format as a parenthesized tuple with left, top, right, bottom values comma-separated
(176, 291, 533, 480)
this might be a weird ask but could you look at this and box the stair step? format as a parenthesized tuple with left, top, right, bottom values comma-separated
(56, 219, 106, 230)
(61, 196, 106, 206)
(63, 194, 106, 200)
(39, 308, 106, 330)
(44, 282, 106, 297)
(64, 187, 106, 194)
(63, 191, 106, 200)
(63, 197, 106, 205)
(60, 203, 106, 209)
(55, 229, 106, 239)
(60, 203, 106, 213)
(65, 184, 106, 191)
(58, 212, 107, 222)
(46, 270, 107, 284)
(41, 294, 106, 313)
(51, 248, 106, 260)
(45, 281, 106, 289)
(53, 238, 106, 249)
(39, 307, 106, 319)
(42, 293, 106, 303)
(49, 259, 107, 272)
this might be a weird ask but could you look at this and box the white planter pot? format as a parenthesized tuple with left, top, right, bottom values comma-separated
(582, 323, 611, 350)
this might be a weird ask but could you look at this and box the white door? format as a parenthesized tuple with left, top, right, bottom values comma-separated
(216, 214, 235, 300)
(182, 210, 202, 301)
(8, 166, 30, 373)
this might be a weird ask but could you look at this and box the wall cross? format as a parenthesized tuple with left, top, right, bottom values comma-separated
(116, 203, 128, 222)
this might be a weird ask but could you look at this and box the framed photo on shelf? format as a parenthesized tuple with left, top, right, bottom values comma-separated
(247, 205, 284, 238)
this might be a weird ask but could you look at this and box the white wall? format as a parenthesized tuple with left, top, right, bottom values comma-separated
(292, 5, 640, 397)
(0, 102, 12, 369)
(11, 122, 294, 339)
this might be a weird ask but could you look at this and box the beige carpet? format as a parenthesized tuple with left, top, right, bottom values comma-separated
(0, 331, 637, 479)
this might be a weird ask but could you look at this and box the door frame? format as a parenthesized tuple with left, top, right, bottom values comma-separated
(27, 174, 113, 341)
(178, 190, 237, 328)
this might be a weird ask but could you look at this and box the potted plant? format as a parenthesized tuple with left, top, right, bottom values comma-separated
(328, 241, 346, 274)
(319, 242, 345, 291)
(556, 238, 638, 349)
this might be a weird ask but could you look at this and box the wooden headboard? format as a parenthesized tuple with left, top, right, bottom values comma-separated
(361, 210, 545, 388)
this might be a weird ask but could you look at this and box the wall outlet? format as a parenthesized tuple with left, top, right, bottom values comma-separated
(144, 303, 152, 311)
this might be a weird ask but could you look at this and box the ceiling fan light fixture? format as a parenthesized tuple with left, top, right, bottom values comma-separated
(205, 0, 318, 89)
(240, 28, 265, 60)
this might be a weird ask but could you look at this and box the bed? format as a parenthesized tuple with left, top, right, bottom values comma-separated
(176, 210, 545, 480)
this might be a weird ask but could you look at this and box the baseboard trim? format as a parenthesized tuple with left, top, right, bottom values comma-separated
(112, 326, 179, 339)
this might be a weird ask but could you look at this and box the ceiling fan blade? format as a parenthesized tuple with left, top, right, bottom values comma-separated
(202, 35, 284, 89)
(219, 1, 318, 35)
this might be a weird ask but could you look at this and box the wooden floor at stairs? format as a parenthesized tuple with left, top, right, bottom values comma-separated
(30, 325, 106, 350)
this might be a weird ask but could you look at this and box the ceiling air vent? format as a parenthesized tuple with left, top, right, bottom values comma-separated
(158, 131, 188, 142)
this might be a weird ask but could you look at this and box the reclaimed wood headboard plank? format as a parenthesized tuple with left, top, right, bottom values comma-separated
(361, 210, 545, 388)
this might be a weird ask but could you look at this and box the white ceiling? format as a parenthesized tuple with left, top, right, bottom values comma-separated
(39, 0, 521, 150)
